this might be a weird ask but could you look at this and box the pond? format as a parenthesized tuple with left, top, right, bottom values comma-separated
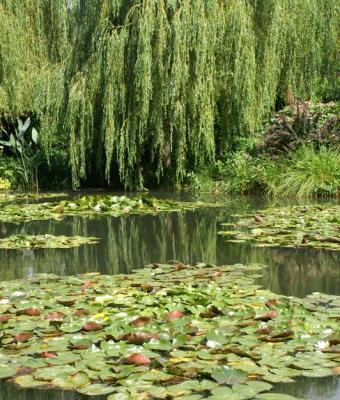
(0, 192, 338, 400)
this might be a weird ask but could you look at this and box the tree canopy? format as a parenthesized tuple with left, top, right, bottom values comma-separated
(0, 0, 338, 188)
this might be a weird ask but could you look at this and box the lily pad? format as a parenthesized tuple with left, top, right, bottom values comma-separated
(219, 205, 340, 250)
(0, 261, 338, 399)
(0, 195, 223, 223)
(0, 364, 17, 378)
(0, 234, 99, 249)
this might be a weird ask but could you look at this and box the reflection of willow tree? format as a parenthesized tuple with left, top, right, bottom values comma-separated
(0, 209, 225, 280)
(217, 239, 340, 297)
(274, 376, 340, 400)
(0, 381, 87, 400)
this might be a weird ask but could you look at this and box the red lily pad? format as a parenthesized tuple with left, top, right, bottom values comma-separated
(165, 310, 184, 320)
(44, 311, 66, 321)
(0, 314, 11, 323)
(73, 309, 90, 317)
(255, 311, 279, 321)
(130, 316, 152, 327)
(81, 281, 93, 291)
(15, 332, 33, 342)
(82, 322, 102, 331)
(21, 308, 41, 317)
(121, 332, 159, 344)
(124, 353, 151, 365)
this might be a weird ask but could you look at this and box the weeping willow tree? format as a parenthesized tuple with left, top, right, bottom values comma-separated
(0, 0, 338, 189)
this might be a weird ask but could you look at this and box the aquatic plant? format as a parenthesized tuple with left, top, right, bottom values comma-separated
(0, 195, 224, 223)
(219, 205, 340, 250)
(0, 234, 98, 250)
(0, 1, 338, 189)
(0, 262, 338, 399)
(0, 118, 40, 190)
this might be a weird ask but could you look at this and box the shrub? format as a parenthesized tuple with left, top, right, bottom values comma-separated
(0, 157, 22, 189)
(259, 102, 339, 156)
(270, 145, 340, 197)
(0, 177, 11, 190)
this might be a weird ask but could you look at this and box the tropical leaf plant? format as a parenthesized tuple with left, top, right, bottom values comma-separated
(0, 117, 40, 190)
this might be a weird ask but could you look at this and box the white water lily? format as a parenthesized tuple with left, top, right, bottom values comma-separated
(91, 344, 101, 352)
(0, 299, 9, 305)
(206, 340, 219, 349)
(314, 340, 329, 350)
(93, 204, 101, 212)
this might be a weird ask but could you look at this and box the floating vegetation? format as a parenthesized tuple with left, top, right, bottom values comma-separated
(0, 192, 68, 205)
(0, 262, 338, 399)
(0, 235, 98, 250)
(219, 205, 340, 251)
(0, 195, 223, 223)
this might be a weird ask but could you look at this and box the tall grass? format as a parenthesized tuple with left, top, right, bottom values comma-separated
(270, 146, 340, 197)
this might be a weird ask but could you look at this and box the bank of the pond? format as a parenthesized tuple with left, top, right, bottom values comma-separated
(184, 102, 340, 198)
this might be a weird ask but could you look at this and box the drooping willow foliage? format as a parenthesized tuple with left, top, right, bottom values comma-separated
(0, 0, 339, 188)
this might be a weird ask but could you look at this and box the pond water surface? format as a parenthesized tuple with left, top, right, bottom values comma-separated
(0, 193, 339, 400)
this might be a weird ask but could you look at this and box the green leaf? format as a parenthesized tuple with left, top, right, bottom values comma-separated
(31, 127, 38, 144)
(77, 383, 116, 395)
(0, 364, 17, 378)
(211, 367, 247, 385)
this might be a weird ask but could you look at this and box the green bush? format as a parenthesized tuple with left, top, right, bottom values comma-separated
(270, 145, 340, 197)
(0, 157, 23, 189)
(0, 177, 11, 190)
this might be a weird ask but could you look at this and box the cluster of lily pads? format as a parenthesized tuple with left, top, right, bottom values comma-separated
(0, 262, 338, 399)
(0, 234, 99, 249)
(218, 205, 340, 250)
(0, 195, 222, 224)
(0, 192, 68, 205)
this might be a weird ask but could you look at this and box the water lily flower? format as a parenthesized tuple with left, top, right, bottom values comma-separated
(206, 340, 219, 348)
(314, 340, 329, 350)
(93, 204, 102, 212)
(91, 344, 101, 352)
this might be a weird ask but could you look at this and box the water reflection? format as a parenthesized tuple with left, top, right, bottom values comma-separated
(275, 376, 340, 400)
(0, 205, 338, 296)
